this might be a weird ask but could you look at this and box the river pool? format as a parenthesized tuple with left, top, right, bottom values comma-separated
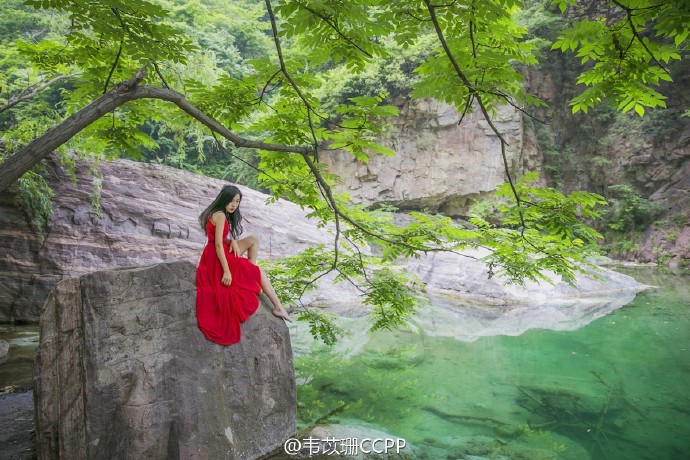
(290, 269, 690, 460)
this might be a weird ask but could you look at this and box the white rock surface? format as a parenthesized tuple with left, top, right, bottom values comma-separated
(407, 249, 649, 341)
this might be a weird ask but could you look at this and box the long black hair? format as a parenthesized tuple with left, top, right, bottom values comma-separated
(199, 185, 244, 239)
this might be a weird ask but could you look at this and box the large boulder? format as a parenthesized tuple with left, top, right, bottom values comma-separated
(410, 249, 648, 306)
(33, 260, 295, 460)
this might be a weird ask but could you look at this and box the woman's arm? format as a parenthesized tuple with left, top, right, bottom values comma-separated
(212, 211, 232, 286)
(226, 237, 240, 257)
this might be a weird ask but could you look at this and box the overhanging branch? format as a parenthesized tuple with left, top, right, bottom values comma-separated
(0, 70, 312, 193)
(423, 0, 525, 224)
(610, 0, 671, 76)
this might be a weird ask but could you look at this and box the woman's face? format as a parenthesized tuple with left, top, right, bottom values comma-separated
(225, 194, 241, 214)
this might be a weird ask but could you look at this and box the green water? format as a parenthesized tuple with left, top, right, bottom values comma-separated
(0, 324, 39, 389)
(292, 270, 690, 460)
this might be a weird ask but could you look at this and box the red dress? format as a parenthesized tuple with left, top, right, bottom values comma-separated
(196, 218, 262, 345)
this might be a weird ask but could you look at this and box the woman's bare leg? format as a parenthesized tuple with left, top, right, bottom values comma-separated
(236, 234, 291, 322)
(260, 267, 292, 322)
(236, 234, 259, 263)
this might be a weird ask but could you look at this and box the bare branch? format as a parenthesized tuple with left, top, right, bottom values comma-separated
(0, 73, 80, 114)
(610, 0, 671, 76)
(458, 93, 474, 125)
(300, 153, 342, 269)
(259, 68, 281, 102)
(403, 8, 431, 22)
(153, 62, 170, 89)
(104, 8, 127, 94)
(483, 89, 549, 124)
(103, 39, 123, 94)
(209, 131, 276, 181)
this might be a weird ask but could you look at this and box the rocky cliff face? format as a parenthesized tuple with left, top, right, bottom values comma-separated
(614, 115, 690, 265)
(526, 54, 690, 266)
(321, 99, 543, 216)
(0, 155, 343, 322)
(34, 260, 295, 459)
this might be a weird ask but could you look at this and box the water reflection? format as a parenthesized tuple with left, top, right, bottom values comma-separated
(417, 291, 640, 342)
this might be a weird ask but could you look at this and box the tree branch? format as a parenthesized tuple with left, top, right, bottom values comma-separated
(0, 73, 80, 114)
(423, 1, 522, 208)
(0, 69, 312, 193)
(483, 89, 548, 124)
(302, 150, 477, 259)
(153, 62, 170, 89)
(299, 3, 373, 58)
(423, 0, 529, 237)
(610, 0, 671, 76)
(103, 39, 123, 94)
(265, 0, 320, 148)
(209, 131, 276, 181)
(265, 0, 481, 272)
(104, 7, 127, 94)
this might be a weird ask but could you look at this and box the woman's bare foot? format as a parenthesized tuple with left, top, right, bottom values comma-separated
(272, 307, 293, 323)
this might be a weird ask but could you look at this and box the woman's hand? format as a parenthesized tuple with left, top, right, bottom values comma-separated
(229, 239, 240, 257)
(221, 270, 232, 286)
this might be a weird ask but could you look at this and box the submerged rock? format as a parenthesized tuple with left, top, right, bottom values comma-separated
(0, 339, 8, 365)
(0, 389, 35, 459)
(34, 260, 296, 460)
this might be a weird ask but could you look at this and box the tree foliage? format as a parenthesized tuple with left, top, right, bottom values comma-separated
(0, 0, 687, 342)
(552, 0, 688, 115)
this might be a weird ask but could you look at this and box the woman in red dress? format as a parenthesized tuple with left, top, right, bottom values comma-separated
(196, 185, 292, 345)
